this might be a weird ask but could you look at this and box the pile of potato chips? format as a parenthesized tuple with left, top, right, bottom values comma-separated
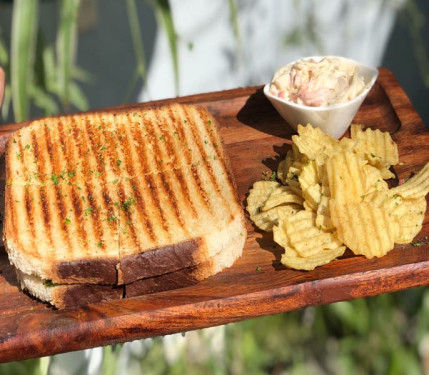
(247, 124, 429, 270)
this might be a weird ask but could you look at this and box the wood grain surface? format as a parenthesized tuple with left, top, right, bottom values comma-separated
(0, 68, 428, 363)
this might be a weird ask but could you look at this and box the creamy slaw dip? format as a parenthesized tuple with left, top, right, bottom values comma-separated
(269, 57, 367, 107)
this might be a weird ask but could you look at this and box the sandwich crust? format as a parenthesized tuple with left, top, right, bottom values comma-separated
(15, 221, 244, 308)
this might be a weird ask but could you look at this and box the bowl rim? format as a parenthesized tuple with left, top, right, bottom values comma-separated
(264, 55, 379, 111)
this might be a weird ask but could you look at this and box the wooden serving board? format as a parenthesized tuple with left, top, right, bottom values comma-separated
(0, 68, 428, 363)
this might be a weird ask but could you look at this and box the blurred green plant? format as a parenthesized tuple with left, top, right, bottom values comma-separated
(72, 287, 429, 375)
(1, 288, 428, 374)
(120, 0, 179, 102)
(401, 0, 429, 87)
(125, 0, 239, 101)
(0, 0, 89, 123)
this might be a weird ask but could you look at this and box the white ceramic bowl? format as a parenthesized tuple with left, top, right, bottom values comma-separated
(264, 56, 379, 138)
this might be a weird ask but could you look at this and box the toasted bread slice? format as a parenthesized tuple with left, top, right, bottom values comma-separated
(15, 229, 242, 308)
(15, 268, 124, 309)
(4, 104, 246, 286)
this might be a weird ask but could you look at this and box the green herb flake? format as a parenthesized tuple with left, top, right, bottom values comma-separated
(107, 215, 118, 222)
(51, 174, 60, 185)
(122, 197, 136, 210)
(64, 218, 71, 226)
(44, 280, 54, 287)
(84, 207, 94, 215)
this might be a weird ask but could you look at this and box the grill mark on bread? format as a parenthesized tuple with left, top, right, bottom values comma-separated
(24, 187, 36, 250)
(117, 182, 139, 248)
(127, 176, 156, 242)
(28, 131, 42, 183)
(116, 113, 138, 178)
(39, 186, 54, 248)
(44, 121, 75, 253)
(146, 173, 170, 236)
(14, 136, 27, 183)
(148, 111, 193, 238)
(127, 114, 170, 240)
(152, 109, 191, 234)
(159, 107, 199, 219)
(57, 119, 85, 220)
(183, 106, 222, 194)
(57, 119, 87, 247)
(115, 114, 156, 243)
(183, 105, 236, 221)
(34, 125, 51, 185)
(164, 106, 212, 214)
(83, 114, 118, 236)
(159, 171, 189, 235)
(197, 107, 223, 162)
(70, 116, 105, 247)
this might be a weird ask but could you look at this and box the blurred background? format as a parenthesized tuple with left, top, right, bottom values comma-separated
(0, 0, 429, 374)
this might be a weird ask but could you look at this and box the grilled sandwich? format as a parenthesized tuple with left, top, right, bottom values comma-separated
(4, 104, 246, 306)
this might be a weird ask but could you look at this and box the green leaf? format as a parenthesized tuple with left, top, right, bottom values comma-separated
(151, 0, 179, 95)
(71, 65, 94, 84)
(42, 45, 58, 94)
(0, 37, 9, 66)
(1, 84, 12, 121)
(126, 0, 147, 80)
(124, 0, 147, 103)
(10, 0, 39, 122)
(68, 81, 89, 111)
(28, 84, 59, 116)
(56, 0, 80, 109)
(228, 0, 240, 44)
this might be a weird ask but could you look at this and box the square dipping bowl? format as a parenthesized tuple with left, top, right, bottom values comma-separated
(264, 56, 379, 138)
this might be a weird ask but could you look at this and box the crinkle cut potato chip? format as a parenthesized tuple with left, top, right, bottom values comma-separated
(246, 181, 280, 216)
(276, 210, 343, 258)
(281, 245, 346, 271)
(326, 150, 367, 204)
(262, 186, 304, 211)
(292, 124, 338, 160)
(251, 205, 301, 232)
(351, 124, 399, 168)
(390, 162, 429, 200)
(392, 196, 427, 244)
(246, 180, 303, 231)
(246, 123, 429, 271)
(329, 199, 399, 258)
